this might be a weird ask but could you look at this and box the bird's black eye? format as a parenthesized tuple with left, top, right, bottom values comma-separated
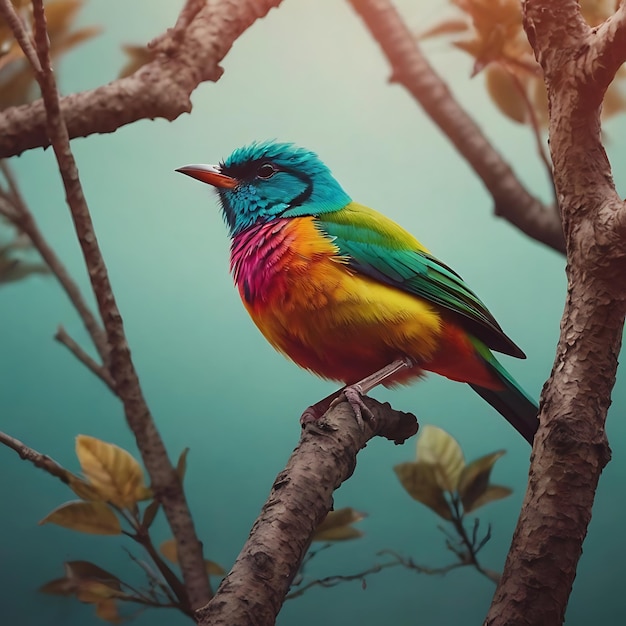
(256, 163, 277, 180)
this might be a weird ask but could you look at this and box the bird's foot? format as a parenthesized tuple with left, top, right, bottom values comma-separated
(300, 358, 415, 429)
(337, 384, 374, 429)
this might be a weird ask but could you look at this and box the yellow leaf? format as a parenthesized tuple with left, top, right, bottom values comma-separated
(67, 474, 103, 501)
(485, 64, 528, 124)
(75, 580, 124, 603)
(394, 461, 452, 520)
(205, 560, 226, 576)
(76, 435, 147, 508)
(39, 500, 121, 535)
(314, 507, 365, 534)
(313, 507, 366, 542)
(464, 485, 513, 513)
(458, 450, 507, 511)
(159, 538, 179, 564)
(176, 447, 190, 483)
(313, 526, 364, 542)
(64, 561, 122, 590)
(416, 425, 465, 492)
(118, 44, 155, 79)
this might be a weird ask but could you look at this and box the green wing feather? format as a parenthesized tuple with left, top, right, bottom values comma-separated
(317, 202, 525, 358)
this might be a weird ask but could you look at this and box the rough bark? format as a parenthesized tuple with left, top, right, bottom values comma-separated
(196, 398, 417, 626)
(348, 0, 565, 254)
(0, 0, 283, 158)
(485, 2, 626, 624)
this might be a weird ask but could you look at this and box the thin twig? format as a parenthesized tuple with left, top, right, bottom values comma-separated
(0, 0, 212, 610)
(0, 431, 70, 482)
(347, 0, 565, 254)
(0, 160, 110, 363)
(55, 326, 115, 391)
(506, 69, 556, 198)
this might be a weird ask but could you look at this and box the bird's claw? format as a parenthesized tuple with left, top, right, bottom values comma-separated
(328, 384, 375, 429)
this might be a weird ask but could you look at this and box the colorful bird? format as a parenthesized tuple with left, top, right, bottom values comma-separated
(177, 141, 538, 443)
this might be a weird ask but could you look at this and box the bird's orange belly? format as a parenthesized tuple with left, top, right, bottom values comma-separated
(242, 259, 496, 389)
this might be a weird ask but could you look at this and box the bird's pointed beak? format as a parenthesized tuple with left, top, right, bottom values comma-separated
(176, 164, 238, 189)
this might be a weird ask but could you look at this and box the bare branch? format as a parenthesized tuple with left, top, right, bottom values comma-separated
(0, 0, 213, 610)
(55, 326, 115, 391)
(0, 161, 110, 363)
(0, 0, 284, 158)
(347, 0, 565, 254)
(196, 398, 418, 625)
(0, 431, 70, 482)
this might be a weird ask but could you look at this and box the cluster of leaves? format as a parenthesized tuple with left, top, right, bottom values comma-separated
(0, 0, 156, 111)
(36, 435, 364, 623)
(38, 435, 224, 623)
(395, 425, 510, 574)
(0, 0, 99, 109)
(0, 221, 48, 284)
(421, 0, 626, 125)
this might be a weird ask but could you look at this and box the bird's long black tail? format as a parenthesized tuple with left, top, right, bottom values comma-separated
(469, 352, 539, 445)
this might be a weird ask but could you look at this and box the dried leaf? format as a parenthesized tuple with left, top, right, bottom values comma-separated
(0, 256, 49, 283)
(418, 18, 469, 40)
(176, 447, 189, 483)
(394, 461, 452, 520)
(64, 561, 122, 590)
(458, 450, 506, 512)
(485, 64, 527, 124)
(313, 525, 364, 542)
(159, 538, 179, 564)
(67, 474, 103, 501)
(76, 435, 147, 508)
(95, 598, 122, 624)
(314, 507, 365, 534)
(205, 560, 226, 576)
(75, 580, 124, 603)
(118, 44, 155, 78)
(465, 484, 512, 513)
(416, 425, 465, 492)
(39, 500, 121, 535)
(141, 498, 160, 530)
(313, 507, 366, 542)
(39, 577, 75, 596)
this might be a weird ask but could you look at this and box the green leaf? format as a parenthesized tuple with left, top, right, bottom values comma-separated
(416, 425, 465, 492)
(394, 461, 452, 520)
(458, 450, 507, 512)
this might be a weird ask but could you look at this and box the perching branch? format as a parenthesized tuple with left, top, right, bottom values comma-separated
(0, 0, 283, 158)
(0, 0, 211, 611)
(347, 0, 565, 254)
(485, 2, 626, 624)
(196, 397, 418, 625)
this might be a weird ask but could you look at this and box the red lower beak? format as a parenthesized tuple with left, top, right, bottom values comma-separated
(176, 164, 238, 189)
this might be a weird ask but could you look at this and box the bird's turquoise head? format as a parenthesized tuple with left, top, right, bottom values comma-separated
(177, 141, 352, 237)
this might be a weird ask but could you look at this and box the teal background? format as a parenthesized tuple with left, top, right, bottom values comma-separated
(2, 1, 625, 624)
